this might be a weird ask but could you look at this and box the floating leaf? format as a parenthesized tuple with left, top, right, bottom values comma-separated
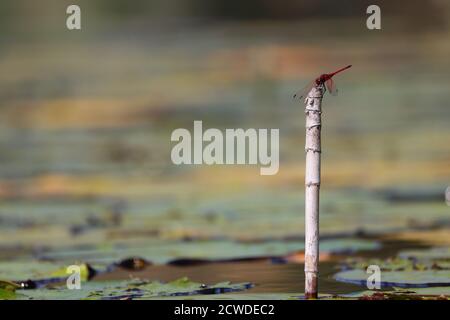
(0, 280, 20, 291)
(154, 293, 304, 300)
(335, 269, 450, 288)
(342, 286, 450, 300)
(16, 277, 253, 300)
(0, 261, 63, 282)
(393, 287, 450, 296)
(398, 247, 450, 261)
(0, 261, 100, 290)
(0, 289, 16, 299)
(341, 257, 436, 272)
(0, 280, 20, 299)
(50, 263, 96, 282)
(39, 238, 380, 266)
(16, 280, 126, 300)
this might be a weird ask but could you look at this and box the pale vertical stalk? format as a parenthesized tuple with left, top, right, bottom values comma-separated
(304, 84, 324, 299)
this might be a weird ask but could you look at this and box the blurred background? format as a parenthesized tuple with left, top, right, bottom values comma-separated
(0, 0, 449, 294)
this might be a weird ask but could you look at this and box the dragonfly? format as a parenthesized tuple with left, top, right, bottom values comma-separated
(293, 65, 352, 100)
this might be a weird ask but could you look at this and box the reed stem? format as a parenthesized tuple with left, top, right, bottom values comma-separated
(304, 84, 324, 299)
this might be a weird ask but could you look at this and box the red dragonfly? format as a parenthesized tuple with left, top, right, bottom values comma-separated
(293, 65, 352, 100)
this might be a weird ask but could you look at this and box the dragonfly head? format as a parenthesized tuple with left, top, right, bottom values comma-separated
(315, 74, 328, 85)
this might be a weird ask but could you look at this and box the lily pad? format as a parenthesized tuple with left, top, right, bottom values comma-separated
(341, 256, 449, 272)
(393, 287, 450, 296)
(50, 263, 95, 281)
(0, 288, 16, 299)
(398, 247, 450, 261)
(17, 277, 253, 300)
(0, 280, 20, 299)
(342, 287, 450, 300)
(334, 269, 450, 288)
(0, 280, 20, 291)
(0, 261, 63, 282)
(38, 238, 380, 266)
(154, 293, 304, 300)
(0, 260, 99, 291)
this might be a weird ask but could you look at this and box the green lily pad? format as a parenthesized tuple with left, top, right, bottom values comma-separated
(342, 286, 450, 300)
(39, 238, 379, 265)
(0, 260, 98, 291)
(0, 261, 63, 282)
(341, 256, 448, 272)
(334, 269, 450, 288)
(0, 280, 20, 291)
(153, 293, 304, 300)
(50, 263, 93, 282)
(1, 189, 447, 261)
(0, 279, 20, 299)
(0, 288, 16, 299)
(16, 277, 253, 300)
(399, 247, 450, 261)
(16, 280, 126, 300)
(393, 287, 450, 296)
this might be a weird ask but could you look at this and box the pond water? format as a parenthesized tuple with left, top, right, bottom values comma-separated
(92, 238, 430, 297)
(0, 10, 449, 300)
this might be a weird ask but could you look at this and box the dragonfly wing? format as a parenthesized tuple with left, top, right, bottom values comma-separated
(325, 78, 338, 96)
(293, 80, 315, 100)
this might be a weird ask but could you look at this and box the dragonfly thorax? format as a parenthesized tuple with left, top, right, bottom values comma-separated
(294, 65, 351, 99)
(315, 74, 332, 85)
